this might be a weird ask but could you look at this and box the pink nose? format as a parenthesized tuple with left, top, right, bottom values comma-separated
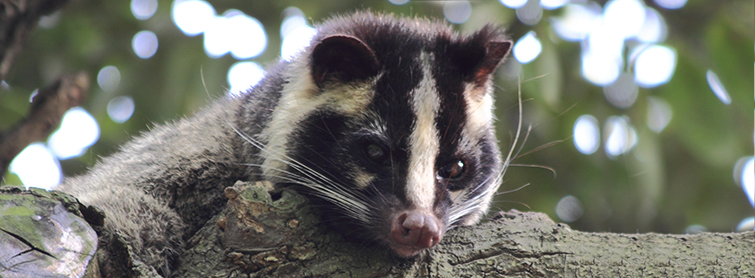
(391, 210, 442, 249)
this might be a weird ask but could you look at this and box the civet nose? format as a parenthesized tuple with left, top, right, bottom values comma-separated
(391, 210, 442, 250)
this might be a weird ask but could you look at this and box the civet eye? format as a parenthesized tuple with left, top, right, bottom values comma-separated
(365, 143, 386, 161)
(438, 160, 465, 180)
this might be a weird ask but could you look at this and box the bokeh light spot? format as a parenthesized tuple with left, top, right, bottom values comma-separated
(280, 8, 307, 38)
(202, 9, 267, 59)
(654, 0, 686, 9)
(733, 157, 755, 207)
(743, 159, 755, 207)
(38, 11, 62, 29)
(281, 25, 316, 61)
(513, 31, 542, 64)
(29, 89, 38, 103)
(228, 12, 267, 59)
(132, 30, 159, 59)
(646, 96, 672, 133)
(97, 65, 121, 92)
(48, 107, 100, 160)
(581, 51, 621, 86)
(9, 143, 61, 190)
(573, 114, 600, 155)
(131, 0, 158, 20)
(227, 61, 265, 97)
(737, 217, 755, 232)
(603, 0, 646, 39)
(443, 1, 472, 24)
(706, 70, 731, 105)
(587, 18, 625, 60)
(500, 0, 527, 9)
(581, 16, 625, 86)
(603, 72, 638, 109)
(203, 13, 232, 58)
(634, 45, 676, 88)
(604, 116, 637, 157)
(172, 0, 215, 36)
(280, 8, 315, 61)
(107, 96, 136, 123)
(551, 4, 601, 41)
(389, 0, 410, 5)
(555, 195, 584, 222)
(516, 0, 543, 26)
(540, 0, 568, 10)
(636, 8, 667, 43)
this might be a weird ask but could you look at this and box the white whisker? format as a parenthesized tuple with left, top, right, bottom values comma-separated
(448, 76, 525, 227)
(225, 118, 373, 223)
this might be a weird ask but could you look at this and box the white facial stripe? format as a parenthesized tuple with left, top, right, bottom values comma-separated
(259, 58, 319, 179)
(449, 83, 499, 225)
(455, 84, 495, 155)
(260, 57, 375, 180)
(463, 83, 495, 139)
(406, 52, 440, 210)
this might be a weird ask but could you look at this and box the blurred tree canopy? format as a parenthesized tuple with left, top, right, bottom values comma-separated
(1, 0, 753, 234)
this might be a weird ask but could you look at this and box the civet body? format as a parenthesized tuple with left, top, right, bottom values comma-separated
(60, 12, 512, 274)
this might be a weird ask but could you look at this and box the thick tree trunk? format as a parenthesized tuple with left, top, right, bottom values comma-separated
(176, 181, 755, 277)
(2, 181, 752, 277)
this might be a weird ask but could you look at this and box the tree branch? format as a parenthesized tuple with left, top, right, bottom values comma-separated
(0, 0, 84, 177)
(2, 181, 753, 277)
(0, 72, 89, 176)
(0, 0, 70, 80)
(172, 181, 755, 277)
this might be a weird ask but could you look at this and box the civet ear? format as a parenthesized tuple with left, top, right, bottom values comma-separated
(470, 40, 512, 85)
(311, 35, 381, 88)
(444, 25, 512, 87)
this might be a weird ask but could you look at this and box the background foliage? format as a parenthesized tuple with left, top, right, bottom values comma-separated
(1, 0, 753, 234)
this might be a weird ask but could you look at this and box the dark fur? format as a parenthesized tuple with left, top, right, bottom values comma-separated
(60, 12, 509, 275)
(238, 12, 508, 251)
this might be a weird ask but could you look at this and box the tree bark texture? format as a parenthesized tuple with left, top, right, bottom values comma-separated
(0, 72, 90, 176)
(4, 181, 752, 277)
(0, 185, 98, 278)
(176, 181, 755, 278)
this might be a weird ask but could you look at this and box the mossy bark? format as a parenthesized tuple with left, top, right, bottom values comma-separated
(175, 181, 755, 277)
(2, 182, 753, 277)
(0, 185, 98, 278)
